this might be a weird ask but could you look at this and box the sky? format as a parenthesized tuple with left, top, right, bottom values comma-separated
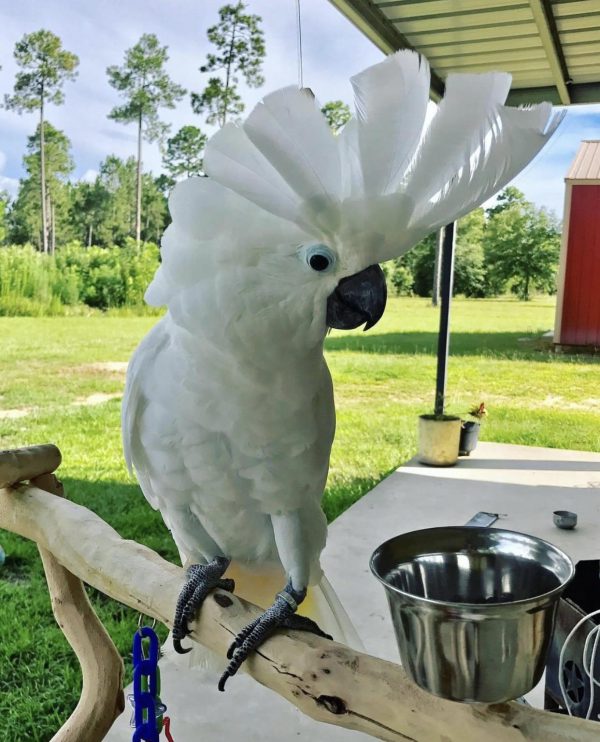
(0, 0, 599, 217)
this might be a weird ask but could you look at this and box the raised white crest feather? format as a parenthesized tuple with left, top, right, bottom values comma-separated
(244, 86, 342, 210)
(350, 50, 430, 196)
(201, 50, 562, 266)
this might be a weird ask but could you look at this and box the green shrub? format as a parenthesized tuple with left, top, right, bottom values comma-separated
(390, 265, 414, 296)
(0, 242, 160, 314)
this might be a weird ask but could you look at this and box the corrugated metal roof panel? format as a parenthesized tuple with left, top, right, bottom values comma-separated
(566, 141, 600, 180)
(329, 0, 600, 104)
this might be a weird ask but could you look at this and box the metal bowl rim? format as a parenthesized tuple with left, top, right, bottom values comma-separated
(370, 525, 575, 609)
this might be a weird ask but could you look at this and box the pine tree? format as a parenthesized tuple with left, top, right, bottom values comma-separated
(107, 34, 186, 246)
(191, 2, 265, 127)
(163, 125, 207, 180)
(9, 122, 74, 247)
(4, 30, 78, 252)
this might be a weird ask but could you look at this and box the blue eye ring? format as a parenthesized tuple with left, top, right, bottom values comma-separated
(305, 244, 336, 273)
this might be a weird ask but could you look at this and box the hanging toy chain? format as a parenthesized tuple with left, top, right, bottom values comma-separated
(130, 620, 174, 741)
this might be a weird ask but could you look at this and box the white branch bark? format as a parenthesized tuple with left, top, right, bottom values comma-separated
(0, 480, 597, 741)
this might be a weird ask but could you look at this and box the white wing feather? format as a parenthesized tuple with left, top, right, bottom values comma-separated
(407, 71, 512, 205)
(409, 103, 565, 236)
(351, 51, 430, 196)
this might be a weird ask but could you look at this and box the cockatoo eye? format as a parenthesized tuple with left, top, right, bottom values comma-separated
(305, 244, 336, 273)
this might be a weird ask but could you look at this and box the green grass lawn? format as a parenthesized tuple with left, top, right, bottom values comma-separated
(1, 296, 599, 740)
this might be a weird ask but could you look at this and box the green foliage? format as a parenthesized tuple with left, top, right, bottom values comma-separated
(5, 30, 79, 254)
(453, 208, 487, 297)
(107, 33, 186, 143)
(8, 122, 74, 247)
(321, 100, 351, 133)
(484, 191, 561, 300)
(66, 156, 168, 248)
(163, 125, 207, 179)
(389, 264, 414, 295)
(0, 192, 9, 244)
(3, 29, 78, 113)
(0, 245, 68, 315)
(107, 33, 185, 244)
(397, 232, 437, 297)
(68, 179, 111, 247)
(0, 242, 160, 314)
(191, 1, 265, 126)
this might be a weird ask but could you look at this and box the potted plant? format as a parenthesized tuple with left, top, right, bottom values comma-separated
(459, 402, 487, 456)
(417, 412, 462, 467)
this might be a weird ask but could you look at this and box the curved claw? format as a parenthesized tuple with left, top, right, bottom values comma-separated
(226, 641, 237, 660)
(173, 638, 193, 654)
(218, 671, 231, 692)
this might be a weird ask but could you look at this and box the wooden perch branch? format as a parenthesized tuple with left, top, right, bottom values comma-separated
(0, 447, 123, 742)
(33, 473, 124, 742)
(0, 444, 61, 488)
(1, 471, 598, 741)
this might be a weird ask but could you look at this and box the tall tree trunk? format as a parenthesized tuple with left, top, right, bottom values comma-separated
(87, 223, 93, 248)
(135, 109, 142, 249)
(50, 200, 56, 255)
(221, 19, 238, 127)
(40, 97, 49, 254)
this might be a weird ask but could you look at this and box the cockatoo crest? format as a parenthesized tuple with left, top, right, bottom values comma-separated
(147, 50, 563, 311)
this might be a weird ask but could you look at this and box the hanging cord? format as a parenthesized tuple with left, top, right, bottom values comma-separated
(558, 608, 600, 720)
(295, 0, 304, 89)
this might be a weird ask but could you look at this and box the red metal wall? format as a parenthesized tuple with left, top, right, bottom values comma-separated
(560, 184, 600, 346)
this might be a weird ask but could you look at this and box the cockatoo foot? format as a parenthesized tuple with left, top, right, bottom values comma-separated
(173, 557, 233, 654)
(218, 582, 332, 691)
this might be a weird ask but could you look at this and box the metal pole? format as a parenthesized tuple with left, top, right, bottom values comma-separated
(434, 222, 456, 418)
(431, 227, 443, 307)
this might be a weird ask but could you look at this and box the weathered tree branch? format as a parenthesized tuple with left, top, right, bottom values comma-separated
(32, 473, 124, 742)
(1, 480, 598, 741)
(1, 445, 598, 741)
(0, 444, 61, 488)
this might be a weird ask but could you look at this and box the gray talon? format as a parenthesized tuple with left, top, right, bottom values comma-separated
(173, 557, 232, 653)
(219, 582, 330, 691)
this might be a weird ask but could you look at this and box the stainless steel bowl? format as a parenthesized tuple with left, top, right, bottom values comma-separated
(371, 526, 574, 703)
(553, 510, 577, 529)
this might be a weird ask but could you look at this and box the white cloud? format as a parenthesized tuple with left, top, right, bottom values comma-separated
(0, 150, 19, 197)
(80, 168, 99, 183)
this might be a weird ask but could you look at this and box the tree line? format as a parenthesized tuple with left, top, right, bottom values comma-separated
(388, 187, 562, 301)
(0, 3, 352, 254)
(0, 2, 561, 305)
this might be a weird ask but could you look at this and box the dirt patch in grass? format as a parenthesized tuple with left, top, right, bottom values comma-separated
(0, 391, 122, 418)
(0, 408, 32, 419)
(76, 361, 128, 375)
(72, 392, 122, 406)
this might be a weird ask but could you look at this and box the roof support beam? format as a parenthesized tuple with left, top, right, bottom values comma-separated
(327, 0, 445, 99)
(528, 0, 571, 104)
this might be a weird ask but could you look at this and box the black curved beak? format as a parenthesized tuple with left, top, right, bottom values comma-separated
(326, 264, 387, 331)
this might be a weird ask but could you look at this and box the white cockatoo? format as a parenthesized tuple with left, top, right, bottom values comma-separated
(122, 51, 563, 689)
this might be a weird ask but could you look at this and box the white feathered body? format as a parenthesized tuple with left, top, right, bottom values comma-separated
(123, 211, 336, 583)
(123, 50, 563, 640)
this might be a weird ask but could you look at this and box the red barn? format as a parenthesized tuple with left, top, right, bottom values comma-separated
(554, 141, 600, 351)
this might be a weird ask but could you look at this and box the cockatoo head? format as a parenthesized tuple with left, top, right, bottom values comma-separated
(147, 51, 562, 344)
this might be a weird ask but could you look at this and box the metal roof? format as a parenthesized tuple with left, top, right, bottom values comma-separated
(566, 140, 600, 179)
(328, 0, 600, 105)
